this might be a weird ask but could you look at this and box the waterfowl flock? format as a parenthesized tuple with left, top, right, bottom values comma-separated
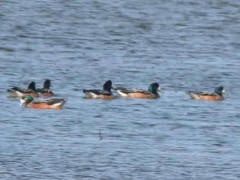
(7, 79, 53, 98)
(7, 79, 225, 109)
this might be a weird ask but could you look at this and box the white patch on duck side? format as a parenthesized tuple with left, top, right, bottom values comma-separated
(89, 92, 99, 98)
(188, 93, 201, 99)
(15, 91, 24, 97)
(117, 90, 129, 97)
(51, 102, 65, 108)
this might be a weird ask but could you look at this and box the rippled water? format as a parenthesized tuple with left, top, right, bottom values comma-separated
(0, 0, 240, 179)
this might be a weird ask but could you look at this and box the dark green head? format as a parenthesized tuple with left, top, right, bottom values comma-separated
(148, 83, 160, 94)
(22, 95, 34, 101)
(28, 81, 36, 91)
(103, 80, 112, 92)
(20, 95, 34, 106)
(214, 86, 225, 95)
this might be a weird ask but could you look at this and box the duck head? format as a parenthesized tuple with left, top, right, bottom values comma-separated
(20, 95, 34, 106)
(103, 80, 112, 92)
(28, 82, 36, 91)
(214, 86, 225, 96)
(43, 79, 51, 89)
(148, 83, 160, 94)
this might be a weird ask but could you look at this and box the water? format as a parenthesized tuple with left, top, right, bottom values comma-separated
(0, 0, 240, 179)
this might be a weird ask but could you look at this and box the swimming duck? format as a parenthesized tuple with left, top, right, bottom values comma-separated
(7, 81, 38, 97)
(187, 86, 225, 100)
(83, 80, 114, 99)
(113, 82, 160, 98)
(36, 79, 54, 96)
(20, 95, 66, 109)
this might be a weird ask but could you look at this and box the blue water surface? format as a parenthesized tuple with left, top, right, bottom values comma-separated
(0, 0, 240, 179)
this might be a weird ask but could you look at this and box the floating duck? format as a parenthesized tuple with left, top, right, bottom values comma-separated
(187, 86, 225, 100)
(36, 79, 54, 96)
(83, 80, 114, 99)
(20, 95, 66, 109)
(113, 82, 160, 98)
(7, 81, 38, 97)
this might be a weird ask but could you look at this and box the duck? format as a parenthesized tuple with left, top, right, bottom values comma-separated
(7, 81, 38, 97)
(187, 86, 225, 100)
(113, 82, 160, 98)
(36, 79, 54, 96)
(83, 80, 114, 99)
(20, 95, 66, 109)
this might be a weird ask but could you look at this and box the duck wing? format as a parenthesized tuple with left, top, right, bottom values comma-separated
(33, 98, 66, 105)
(83, 89, 112, 96)
(115, 87, 149, 94)
(7, 87, 24, 92)
(36, 88, 52, 93)
(188, 91, 216, 96)
(7, 87, 36, 93)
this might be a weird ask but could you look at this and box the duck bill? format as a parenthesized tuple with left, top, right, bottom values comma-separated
(20, 99, 26, 107)
(157, 87, 164, 93)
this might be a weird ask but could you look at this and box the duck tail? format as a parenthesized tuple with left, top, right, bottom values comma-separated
(7, 87, 19, 92)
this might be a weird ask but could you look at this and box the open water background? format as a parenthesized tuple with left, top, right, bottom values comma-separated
(0, 0, 240, 179)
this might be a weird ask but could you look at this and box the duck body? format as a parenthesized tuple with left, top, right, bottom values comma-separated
(20, 95, 66, 109)
(36, 79, 54, 96)
(114, 88, 159, 98)
(187, 86, 225, 100)
(83, 80, 114, 99)
(83, 89, 113, 99)
(7, 82, 38, 97)
(113, 83, 160, 98)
